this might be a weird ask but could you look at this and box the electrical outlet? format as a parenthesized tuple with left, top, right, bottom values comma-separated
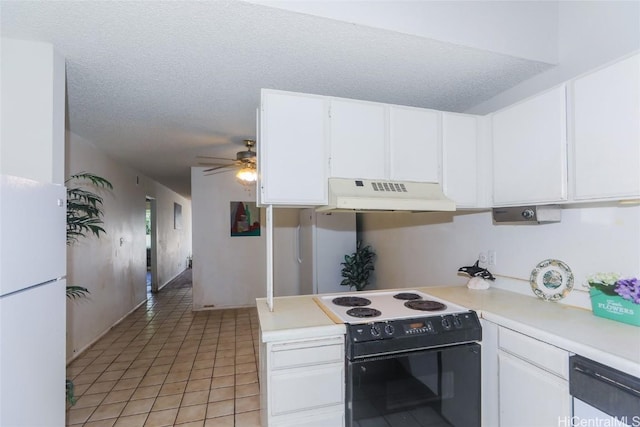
(478, 252, 488, 263)
(488, 250, 497, 266)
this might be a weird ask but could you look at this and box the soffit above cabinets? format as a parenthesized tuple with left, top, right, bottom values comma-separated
(1, 1, 553, 197)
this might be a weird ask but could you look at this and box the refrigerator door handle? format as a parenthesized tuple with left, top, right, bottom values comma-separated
(295, 224, 302, 264)
(0, 277, 61, 299)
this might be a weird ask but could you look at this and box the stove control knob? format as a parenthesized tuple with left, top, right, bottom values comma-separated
(453, 315, 463, 329)
(442, 317, 452, 330)
(370, 325, 381, 337)
(384, 324, 395, 336)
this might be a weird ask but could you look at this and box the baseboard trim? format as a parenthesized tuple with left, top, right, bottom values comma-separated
(156, 268, 191, 292)
(193, 303, 255, 312)
(67, 268, 191, 365)
(67, 297, 147, 365)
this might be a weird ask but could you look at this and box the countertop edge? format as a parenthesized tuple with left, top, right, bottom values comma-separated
(257, 287, 640, 377)
(481, 311, 640, 378)
(260, 324, 346, 343)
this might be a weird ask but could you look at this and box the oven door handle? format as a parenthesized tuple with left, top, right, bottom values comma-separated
(349, 341, 480, 362)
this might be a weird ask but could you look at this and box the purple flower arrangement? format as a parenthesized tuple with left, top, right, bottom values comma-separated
(614, 278, 640, 304)
(587, 273, 640, 305)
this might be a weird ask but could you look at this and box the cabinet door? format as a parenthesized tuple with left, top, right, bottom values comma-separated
(389, 106, 440, 182)
(571, 54, 640, 200)
(270, 363, 344, 416)
(259, 90, 328, 205)
(329, 99, 386, 179)
(498, 351, 571, 426)
(492, 85, 568, 206)
(442, 112, 478, 207)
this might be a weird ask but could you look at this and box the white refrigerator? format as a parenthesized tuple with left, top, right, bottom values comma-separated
(298, 209, 356, 295)
(0, 175, 67, 426)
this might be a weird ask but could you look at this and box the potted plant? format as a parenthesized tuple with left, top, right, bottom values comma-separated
(340, 241, 376, 291)
(65, 172, 113, 405)
(65, 172, 113, 299)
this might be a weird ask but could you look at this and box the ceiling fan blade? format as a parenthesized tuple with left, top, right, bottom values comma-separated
(203, 164, 235, 173)
(198, 161, 233, 166)
(197, 155, 236, 161)
(204, 168, 236, 176)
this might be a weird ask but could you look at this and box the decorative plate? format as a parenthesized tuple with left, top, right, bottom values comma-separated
(530, 259, 574, 301)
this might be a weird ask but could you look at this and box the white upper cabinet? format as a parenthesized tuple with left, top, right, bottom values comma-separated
(259, 90, 328, 206)
(570, 53, 640, 201)
(329, 99, 387, 180)
(329, 98, 443, 183)
(442, 112, 479, 207)
(491, 85, 568, 206)
(389, 106, 440, 182)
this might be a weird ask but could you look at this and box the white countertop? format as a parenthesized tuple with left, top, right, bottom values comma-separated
(257, 286, 640, 376)
(257, 295, 345, 342)
(420, 286, 640, 377)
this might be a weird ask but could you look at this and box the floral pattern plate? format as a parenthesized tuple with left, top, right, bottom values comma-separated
(530, 259, 574, 301)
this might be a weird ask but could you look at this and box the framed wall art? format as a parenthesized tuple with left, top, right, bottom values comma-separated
(230, 201, 260, 237)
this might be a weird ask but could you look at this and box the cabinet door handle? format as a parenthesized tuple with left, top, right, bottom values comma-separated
(295, 224, 302, 264)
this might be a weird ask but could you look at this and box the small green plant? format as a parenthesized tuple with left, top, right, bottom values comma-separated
(340, 241, 376, 291)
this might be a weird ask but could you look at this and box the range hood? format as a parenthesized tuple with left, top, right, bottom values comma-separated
(316, 178, 456, 212)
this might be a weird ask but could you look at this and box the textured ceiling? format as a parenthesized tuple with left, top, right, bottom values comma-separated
(1, 1, 552, 197)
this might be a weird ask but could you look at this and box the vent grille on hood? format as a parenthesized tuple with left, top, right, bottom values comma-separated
(316, 178, 456, 212)
(371, 182, 408, 193)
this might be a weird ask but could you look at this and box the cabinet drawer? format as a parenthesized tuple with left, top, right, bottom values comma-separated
(270, 363, 344, 416)
(498, 327, 568, 379)
(271, 337, 344, 370)
(271, 406, 344, 427)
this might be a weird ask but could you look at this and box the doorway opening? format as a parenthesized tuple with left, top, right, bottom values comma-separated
(146, 197, 158, 293)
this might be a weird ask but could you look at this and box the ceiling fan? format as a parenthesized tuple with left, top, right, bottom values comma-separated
(197, 139, 257, 183)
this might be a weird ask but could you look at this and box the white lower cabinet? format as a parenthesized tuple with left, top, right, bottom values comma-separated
(497, 327, 571, 427)
(260, 335, 345, 426)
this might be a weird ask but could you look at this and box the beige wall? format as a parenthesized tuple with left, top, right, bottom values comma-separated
(66, 132, 192, 361)
(191, 167, 300, 310)
(361, 205, 640, 310)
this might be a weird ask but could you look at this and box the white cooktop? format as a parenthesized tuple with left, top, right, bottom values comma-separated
(316, 289, 470, 324)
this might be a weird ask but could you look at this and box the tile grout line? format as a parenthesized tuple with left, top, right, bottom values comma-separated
(66, 271, 260, 427)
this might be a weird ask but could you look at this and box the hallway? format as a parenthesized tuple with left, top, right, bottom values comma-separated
(66, 270, 260, 427)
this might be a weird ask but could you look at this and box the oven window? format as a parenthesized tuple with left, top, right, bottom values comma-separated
(347, 343, 480, 427)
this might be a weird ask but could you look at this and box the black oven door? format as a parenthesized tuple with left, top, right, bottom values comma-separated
(346, 343, 480, 427)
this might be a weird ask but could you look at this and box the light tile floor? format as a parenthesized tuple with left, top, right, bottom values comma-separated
(66, 270, 261, 427)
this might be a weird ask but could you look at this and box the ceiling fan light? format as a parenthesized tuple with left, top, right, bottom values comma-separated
(236, 167, 257, 183)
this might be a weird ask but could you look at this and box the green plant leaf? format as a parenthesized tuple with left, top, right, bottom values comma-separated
(66, 172, 113, 245)
(340, 241, 376, 291)
(66, 286, 90, 299)
(589, 282, 619, 296)
(66, 379, 76, 406)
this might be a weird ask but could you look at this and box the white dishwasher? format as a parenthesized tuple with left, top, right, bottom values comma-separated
(570, 355, 640, 426)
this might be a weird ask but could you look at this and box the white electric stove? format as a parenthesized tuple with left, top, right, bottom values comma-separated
(316, 289, 470, 324)
(320, 290, 483, 427)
